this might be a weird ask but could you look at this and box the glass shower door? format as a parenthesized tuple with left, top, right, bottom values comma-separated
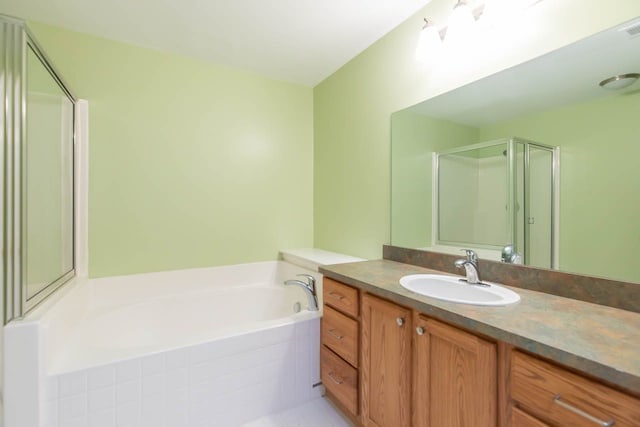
(25, 45, 75, 301)
(525, 145, 555, 268)
(1, 15, 77, 320)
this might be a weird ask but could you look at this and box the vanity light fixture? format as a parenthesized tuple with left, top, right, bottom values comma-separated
(416, 0, 544, 60)
(415, 0, 485, 61)
(599, 73, 640, 90)
(416, 19, 443, 63)
(444, 0, 476, 46)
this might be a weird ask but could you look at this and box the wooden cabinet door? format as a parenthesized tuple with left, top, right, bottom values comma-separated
(511, 407, 550, 427)
(414, 315, 497, 427)
(361, 294, 412, 427)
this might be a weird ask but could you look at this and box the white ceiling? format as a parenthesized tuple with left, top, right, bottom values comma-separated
(0, 0, 432, 86)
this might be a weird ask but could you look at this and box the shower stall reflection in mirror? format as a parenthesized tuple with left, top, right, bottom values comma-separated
(1, 14, 81, 324)
(433, 138, 559, 269)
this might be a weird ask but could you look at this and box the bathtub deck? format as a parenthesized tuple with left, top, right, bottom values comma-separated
(243, 397, 353, 427)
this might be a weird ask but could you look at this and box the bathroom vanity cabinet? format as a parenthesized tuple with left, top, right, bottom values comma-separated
(320, 276, 640, 427)
(322, 279, 497, 426)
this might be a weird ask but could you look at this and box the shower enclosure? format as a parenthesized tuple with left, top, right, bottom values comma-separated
(434, 138, 559, 269)
(1, 15, 77, 322)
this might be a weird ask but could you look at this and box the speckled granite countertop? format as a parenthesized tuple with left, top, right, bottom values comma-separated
(320, 259, 640, 396)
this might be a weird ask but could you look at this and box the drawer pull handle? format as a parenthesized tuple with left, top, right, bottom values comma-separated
(416, 326, 425, 336)
(327, 372, 344, 385)
(328, 292, 344, 300)
(396, 317, 405, 326)
(328, 329, 344, 340)
(553, 395, 616, 427)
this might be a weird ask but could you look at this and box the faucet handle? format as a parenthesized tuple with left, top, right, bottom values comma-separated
(460, 249, 478, 264)
(296, 274, 316, 288)
(501, 244, 515, 262)
(501, 244, 523, 264)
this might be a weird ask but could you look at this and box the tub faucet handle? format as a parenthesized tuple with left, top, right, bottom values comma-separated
(284, 275, 319, 311)
(296, 274, 316, 289)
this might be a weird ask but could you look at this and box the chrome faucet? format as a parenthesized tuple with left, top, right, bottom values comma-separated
(284, 274, 319, 311)
(455, 249, 487, 286)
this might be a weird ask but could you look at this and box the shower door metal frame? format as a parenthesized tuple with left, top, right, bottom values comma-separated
(1, 15, 77, 322)
(522, 142, 560, 269)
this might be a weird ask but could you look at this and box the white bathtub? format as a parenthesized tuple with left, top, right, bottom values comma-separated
(5, 261, 324, 427)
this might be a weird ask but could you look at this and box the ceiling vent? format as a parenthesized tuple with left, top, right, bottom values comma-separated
(618, 20, 640, 38)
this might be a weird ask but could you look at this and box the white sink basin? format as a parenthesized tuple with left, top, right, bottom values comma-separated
(399, 274, 520, 306)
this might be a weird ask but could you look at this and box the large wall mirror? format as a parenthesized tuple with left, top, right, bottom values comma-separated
(391, 17, 640, 284)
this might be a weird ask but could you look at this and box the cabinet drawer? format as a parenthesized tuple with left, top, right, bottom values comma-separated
(511, 407, 549, 427)
(324, 278, 359, 317)
(321, 345, 358, 416)
(511, 351, 640, 427)
(322, 305, 359, 367)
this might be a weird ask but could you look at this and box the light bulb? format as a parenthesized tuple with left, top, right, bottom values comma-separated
(415, 20, 443, 64)
(445, 1, 476, 47)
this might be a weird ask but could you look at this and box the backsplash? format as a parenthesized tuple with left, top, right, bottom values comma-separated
(383, 245, 640, 314)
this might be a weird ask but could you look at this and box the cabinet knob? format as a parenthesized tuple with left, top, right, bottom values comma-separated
(327, 372, 344, 385)
(328, 329, 344, 340)
(396, 317, 405, 326)
(328, 292, 344, 301)
(416, 326, 425, 336)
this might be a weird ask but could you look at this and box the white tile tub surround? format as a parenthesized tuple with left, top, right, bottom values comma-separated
(44, 319, 321, 427)
(5, 260, 324, 427)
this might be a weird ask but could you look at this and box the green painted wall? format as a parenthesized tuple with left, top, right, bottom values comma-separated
(390, 111, 477, 248)
(479, 93, 640, 282)
(313, 0, 640, 262)
(28, 22, 314, 277)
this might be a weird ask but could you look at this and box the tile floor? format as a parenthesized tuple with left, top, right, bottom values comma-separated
(242, 397, 353, 427)
(0, 395, 349, 427)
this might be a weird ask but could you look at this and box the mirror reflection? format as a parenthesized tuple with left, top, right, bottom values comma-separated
(391, 17, 640, 283)
(435, 138, 557, 269)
